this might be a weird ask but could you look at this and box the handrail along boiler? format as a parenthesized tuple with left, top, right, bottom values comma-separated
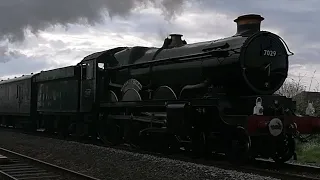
(0, 14, 320, 163)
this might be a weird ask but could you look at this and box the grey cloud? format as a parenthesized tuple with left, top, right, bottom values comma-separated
(0, 54, 51, 77)
(98, 7, 235, 45)
(49, 40, 67, 49)
(0, 0, 187, 43)
(79, 41, 93, 46)
(0, 46, 11, 63)
(0, 46, 83, 77)
(0, 45, 24, 63)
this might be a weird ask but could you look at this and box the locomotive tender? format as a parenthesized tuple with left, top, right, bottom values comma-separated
(0, 14, 320, 163)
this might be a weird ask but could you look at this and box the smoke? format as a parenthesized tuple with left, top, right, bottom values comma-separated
(0, 0, 186, 43)
(0, 46, 10, 63)
(0, 45, 23, 63)
(157, 28, 170, 41)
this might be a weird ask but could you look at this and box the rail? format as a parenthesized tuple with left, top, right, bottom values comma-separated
(0, 147, 102, 180)
(243, 159, 320, 180)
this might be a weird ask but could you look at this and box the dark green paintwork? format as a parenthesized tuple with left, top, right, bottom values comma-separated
(35, 66, 80, 113)
(79, 57, 97, 113)
(35, 66, 75, 82)
(0, 75, 34, 115)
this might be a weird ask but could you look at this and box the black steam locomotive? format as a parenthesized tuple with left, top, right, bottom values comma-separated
(0, 14, 319, 163)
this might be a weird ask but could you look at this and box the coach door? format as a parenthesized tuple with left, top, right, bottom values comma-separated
(80, 60, 96, 112)
(17, 84, 22, 112)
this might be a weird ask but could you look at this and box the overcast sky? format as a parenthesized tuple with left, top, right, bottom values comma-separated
(1, 0, 320, 91)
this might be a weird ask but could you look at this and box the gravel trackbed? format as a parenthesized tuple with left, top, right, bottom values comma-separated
(0, 130, 278, 180)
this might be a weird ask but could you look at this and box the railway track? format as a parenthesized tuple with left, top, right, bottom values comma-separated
(0, 147, 101, 180)
(250, 159, 320, 180)
(228, 159, 320, 180)
(1, 127, 320, 180)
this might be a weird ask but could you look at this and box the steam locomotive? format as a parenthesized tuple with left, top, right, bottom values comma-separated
(0, 14, 319, 163)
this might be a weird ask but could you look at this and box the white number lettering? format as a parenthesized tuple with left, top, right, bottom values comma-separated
(263, 50, 277, 57)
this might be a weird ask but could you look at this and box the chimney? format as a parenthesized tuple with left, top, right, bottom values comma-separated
(168, 34, 186, 48)
(234, 14, 264, 36)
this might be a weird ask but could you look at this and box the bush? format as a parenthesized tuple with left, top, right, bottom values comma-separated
(296, 135, 320, 164)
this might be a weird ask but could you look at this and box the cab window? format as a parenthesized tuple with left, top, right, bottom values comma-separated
(98, 63, 105, 70)
(81, 61, 94, 80)
(86, 61, 94, 79)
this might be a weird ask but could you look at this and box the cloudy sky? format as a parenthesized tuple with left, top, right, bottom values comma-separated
(1, 0, 320, 91)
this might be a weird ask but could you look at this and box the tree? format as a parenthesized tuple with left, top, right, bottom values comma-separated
(275, 72, 320, 116)
(275, 75, 306, 98)
(276, 80, 306, 98)
(276, 71, 319, 98)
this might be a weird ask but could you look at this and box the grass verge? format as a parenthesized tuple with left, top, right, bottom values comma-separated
(296, 135, 320, 164)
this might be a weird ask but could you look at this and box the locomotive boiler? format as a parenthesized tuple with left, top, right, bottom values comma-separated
(106, 14, 292, 100)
